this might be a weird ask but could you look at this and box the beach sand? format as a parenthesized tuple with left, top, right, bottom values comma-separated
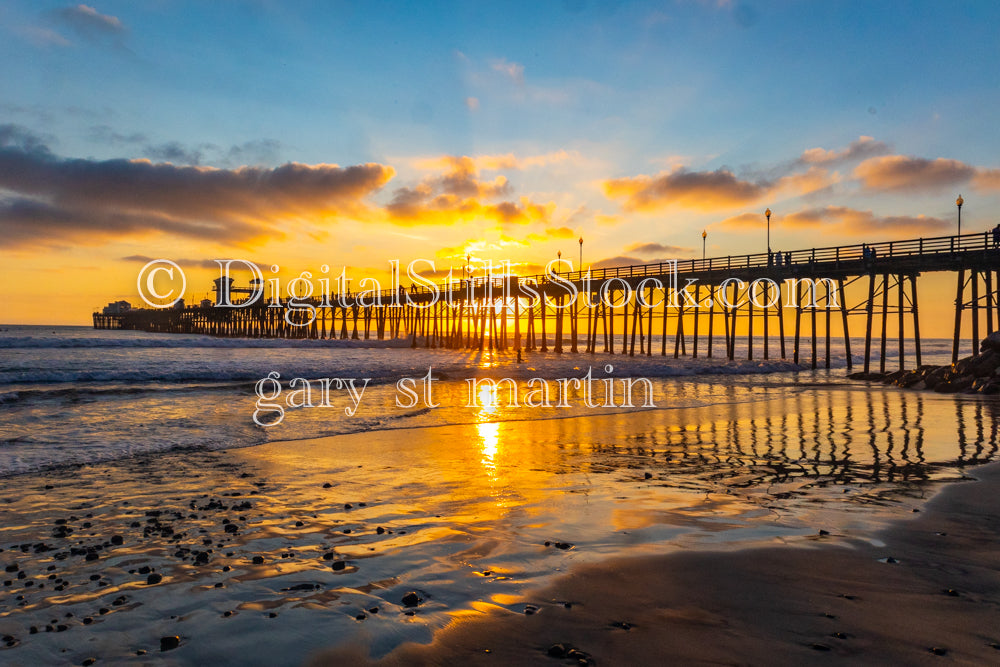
(1, 388, 997, 665)
(311, 461, 1000, 666)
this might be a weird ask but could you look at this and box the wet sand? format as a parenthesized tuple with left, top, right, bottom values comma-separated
(312, 461, 1000, 666)
(0, 388, 997, 665)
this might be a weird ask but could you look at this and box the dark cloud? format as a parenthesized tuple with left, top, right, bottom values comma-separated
(0, 126, 394, 248)
(591, 255, 644, 269)
(0, 124, 54, 156)
(88, 124, 147, 146)
(224, 139, 282, 167)
(85, 129, 283, 167)
(142, 141, 205, 165)
(604, 168, 768, 211)
(624, 241, 693, 256)
(854, 155, 975, 192)
(717, 205, 949, 238)
(0, 196, 264, 248)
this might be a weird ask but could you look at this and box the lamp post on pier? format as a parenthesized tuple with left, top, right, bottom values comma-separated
(765, 208, 771, 254)
(557, 250, 562, 273)
(702, 230, 707, 260)
(956, 195, 963, 236)
(578, 237, 583, 271)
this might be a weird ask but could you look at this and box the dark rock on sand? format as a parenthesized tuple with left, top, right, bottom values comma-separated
(401, 591, 421, 607)
(861, 336, 1000, 395)
(331, 560, 347, 571)
(146, 573, 163, 585)
(547, 643, 570, 658)
(283, 583, 320, 591)
(160, 636, 180, 652)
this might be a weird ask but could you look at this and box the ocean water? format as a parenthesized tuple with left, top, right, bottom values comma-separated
(0, 324, 961, 477)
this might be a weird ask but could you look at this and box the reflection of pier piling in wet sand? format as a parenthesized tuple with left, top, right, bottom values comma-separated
(94, 232, 999, 371)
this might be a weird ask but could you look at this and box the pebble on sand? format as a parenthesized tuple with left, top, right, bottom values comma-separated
(401, 591, 421, 607)
(160, 636, 180, 652)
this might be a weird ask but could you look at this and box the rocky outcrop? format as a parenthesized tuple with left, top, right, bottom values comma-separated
(848, 333, 1000, 394)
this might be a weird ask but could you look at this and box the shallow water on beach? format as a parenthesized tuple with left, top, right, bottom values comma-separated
(0, 373, 996, 664)
(0, 325, 960, 477)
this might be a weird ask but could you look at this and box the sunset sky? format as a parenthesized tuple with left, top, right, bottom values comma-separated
(2, 1, 999, 327)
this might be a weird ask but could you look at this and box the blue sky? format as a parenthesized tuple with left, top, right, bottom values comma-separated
(1, 1, 999, 323)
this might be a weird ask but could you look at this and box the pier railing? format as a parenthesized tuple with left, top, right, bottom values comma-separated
(384, 229, 998, 300)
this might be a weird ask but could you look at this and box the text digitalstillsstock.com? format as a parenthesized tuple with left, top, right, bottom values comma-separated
(252, 366, 655, 426)
(138, 258, 841, 327)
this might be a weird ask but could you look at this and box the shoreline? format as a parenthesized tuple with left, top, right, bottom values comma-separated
(312, 460, 1000, 665)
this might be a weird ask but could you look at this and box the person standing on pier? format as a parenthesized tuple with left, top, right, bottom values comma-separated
(992, 223, 999, 248)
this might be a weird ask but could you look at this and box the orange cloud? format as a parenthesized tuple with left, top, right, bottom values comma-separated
(797, 136, 889, 166)
(385, 154, 555, 227)
(529, 225, 576, 241)
(853, 155, 975, 192)
(972, 168, 1000, 190)
(412, 150, 572, 172)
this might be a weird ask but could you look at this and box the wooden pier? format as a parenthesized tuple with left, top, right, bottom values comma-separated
(94, 231, 1000, 370)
